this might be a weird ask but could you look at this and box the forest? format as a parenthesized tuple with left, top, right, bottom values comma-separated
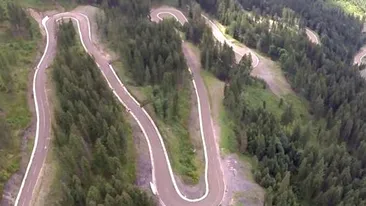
(0, 2, 37, 195)
(96, 0, 201, 183)
(188, 0, 366, 205)
(50, 20, 155, 205)
(183, 4, 236, 81)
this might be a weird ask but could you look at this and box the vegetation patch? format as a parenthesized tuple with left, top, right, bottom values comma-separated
(243, 83, 309, 121)
(0, 2, 40, 195)
(326, 0, 366, 16)
(200, 70, 237, 154)
(48, 20, 154, 205)
(15, 0, 76, 10)
(151, 0, 178, 7)
(196, 0, 366, 205)
(96, 2, 202, 184)
(112, 60, 202, 184)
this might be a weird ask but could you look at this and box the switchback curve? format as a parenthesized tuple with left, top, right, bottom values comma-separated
(16, 8, 225, 206)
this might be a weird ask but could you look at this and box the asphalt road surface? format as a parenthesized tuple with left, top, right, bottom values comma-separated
(16, 8, 226, 206)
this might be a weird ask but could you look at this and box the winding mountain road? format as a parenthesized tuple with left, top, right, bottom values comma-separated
(150, 7, 256, 63)
(151, 7, 260, 68)
(15, 5, 326, 206)
(16, 8, 228, 206)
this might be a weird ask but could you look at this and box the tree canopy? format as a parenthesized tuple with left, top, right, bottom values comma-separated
(51, 20, 155, 206)
(191, 0, 366, 205)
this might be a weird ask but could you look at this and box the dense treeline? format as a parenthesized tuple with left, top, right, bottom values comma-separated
(0, 2, 32, 92)
(98, 0, 189, 126)
(217, 0, 365, 62)
(193, 0, 366, 205)
(7, 2, 33, 38)
(0, 2, 37, 196)
(183, 5, 235, 81)
(223, 56, 302, 205)
(52, 21, 155, 206)
(121, 20, 189, 122)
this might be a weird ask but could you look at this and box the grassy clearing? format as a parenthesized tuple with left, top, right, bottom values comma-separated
(184, 42, 238, 154)
(201, 63, 265, 205)
(152, 0, 178, 7)
(243, 83, 309, 121)
(200, 59, 309, 153)
(200, 70, 238, 154)
(212, 20, 242, 46)
(0, 11, 40, 194)
(16, 0, 76, 10)
(212, 19, 293, 95)
(327, 0, 365, 16)
(112, 60, 203, 184)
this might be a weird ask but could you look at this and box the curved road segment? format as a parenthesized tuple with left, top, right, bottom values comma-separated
(16, 6, 324, 206)
(151, 7, 260, 68)
(354, 46, 366, 65)
(305, 28, 320, 45)
(15, 8, 227, 206)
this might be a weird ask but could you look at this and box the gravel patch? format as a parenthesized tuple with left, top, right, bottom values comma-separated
(222, 154, 265, 206)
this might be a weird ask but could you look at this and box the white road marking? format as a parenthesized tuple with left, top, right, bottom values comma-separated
(16, 8, 227, 206)
(14, 16, 49, 206)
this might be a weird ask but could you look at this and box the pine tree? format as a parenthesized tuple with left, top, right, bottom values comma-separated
(281, 104, 294, 125)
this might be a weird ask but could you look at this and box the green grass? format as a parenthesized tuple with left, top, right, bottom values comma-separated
(205, 20, 307, 118)
(0, 11, 40, 194)
(219, 106, 238, 153)
(213, 20, 242, 46)
(243, 83, 309, 121)
(151, 0, 178, 7)
(201, 64, 309, 155)
(15, 0, 77, 10)
(327, 0, 365, 16)
(38, 141, 62, 205)
(112, 60, 202, 184)
(187, 40, 236, 154)
(200, 70, 238, 153)
(201, 64, 266, 204)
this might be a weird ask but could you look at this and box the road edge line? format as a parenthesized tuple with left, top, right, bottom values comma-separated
(14, 15, 50, 206)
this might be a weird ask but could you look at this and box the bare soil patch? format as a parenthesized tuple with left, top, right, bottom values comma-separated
(251, 55, 292, 96)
